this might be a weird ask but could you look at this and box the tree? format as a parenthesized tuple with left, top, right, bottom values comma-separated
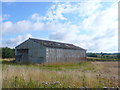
(117, 53, 120, 59)
(87, 53, 97, 57)
(2, 47, 15, 58)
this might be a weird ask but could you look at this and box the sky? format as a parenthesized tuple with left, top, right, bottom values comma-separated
(1, 0, 118, 53)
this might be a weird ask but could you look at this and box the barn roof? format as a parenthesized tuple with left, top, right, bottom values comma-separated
(29, 38, 86, 50)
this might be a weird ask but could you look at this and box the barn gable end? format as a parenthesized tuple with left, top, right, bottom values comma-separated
(15, 38, 46, 63)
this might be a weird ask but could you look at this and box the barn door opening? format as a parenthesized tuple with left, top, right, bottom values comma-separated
(17, 49, 29, 62)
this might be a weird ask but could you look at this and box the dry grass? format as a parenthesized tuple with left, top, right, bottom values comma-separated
(2, 61, 119, 88)
(91, 62, 119, 85)
(0, 58, 15, 61)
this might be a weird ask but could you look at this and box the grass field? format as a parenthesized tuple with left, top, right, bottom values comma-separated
(1, 59, 119, 88)
(87, 57, 120, 61)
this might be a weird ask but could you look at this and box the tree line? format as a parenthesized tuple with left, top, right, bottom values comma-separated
(1, 47, 120, 59)
(87, 52, 120, 59)
(1, 47, 15, 58)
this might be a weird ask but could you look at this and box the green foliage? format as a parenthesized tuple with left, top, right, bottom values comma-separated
(87, 52, 119, 60)
(117, 53, 120, 59)
(1, 47, 15, 58)
(87, 53, 98, 57)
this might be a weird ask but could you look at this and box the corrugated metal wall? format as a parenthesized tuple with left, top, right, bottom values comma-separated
(15, 39, 46, 63)
(16, 39, 86, 64)
(46, 47, 86, 63)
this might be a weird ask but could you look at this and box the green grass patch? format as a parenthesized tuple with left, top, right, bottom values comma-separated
(1, 59, 96, 71)
(87, 57, 120, 61)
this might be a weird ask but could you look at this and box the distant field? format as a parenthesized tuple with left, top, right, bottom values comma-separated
(87, 57, 120, 61)
(1, 58, 119, 88)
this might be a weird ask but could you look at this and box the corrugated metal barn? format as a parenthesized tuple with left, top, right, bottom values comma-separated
(15, 38, 86, 63)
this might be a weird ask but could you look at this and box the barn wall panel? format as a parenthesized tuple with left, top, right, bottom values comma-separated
(16, 39, 46, 63)
(46, 48, 86, 63)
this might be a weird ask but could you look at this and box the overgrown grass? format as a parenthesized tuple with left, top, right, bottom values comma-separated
(1, 59, 96, 71)
(2, 74, 115, 88)
(1, 59, 119, 88)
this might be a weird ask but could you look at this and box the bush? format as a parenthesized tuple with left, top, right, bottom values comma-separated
(87, 53, 97, 57)
(117, 53, 120, 59)
(1, 47, 15, 58)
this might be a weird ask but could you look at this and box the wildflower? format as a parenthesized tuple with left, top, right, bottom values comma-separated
(117, 86, 119, 88)
(103, 87, 107, 88)
(42, 81, 48, 85)
(59, 84, 62, 86)
(84, 86, 88, 89)
(68, 86, 71, 88)
(52, 81, 60, 85)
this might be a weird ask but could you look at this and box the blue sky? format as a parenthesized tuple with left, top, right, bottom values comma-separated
(1, 1, 118, 53)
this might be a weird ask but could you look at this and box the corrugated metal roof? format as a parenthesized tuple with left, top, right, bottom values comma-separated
(30, 38, 86, 50)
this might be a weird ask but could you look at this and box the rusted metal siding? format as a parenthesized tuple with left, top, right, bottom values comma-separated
(15, 39, 46, 63)
(46, 47, 86, 63)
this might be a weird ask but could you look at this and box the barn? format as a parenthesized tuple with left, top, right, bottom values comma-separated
(15, 38, 86, 63)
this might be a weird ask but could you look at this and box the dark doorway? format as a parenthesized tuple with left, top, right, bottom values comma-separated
(17, 49, 29, 62)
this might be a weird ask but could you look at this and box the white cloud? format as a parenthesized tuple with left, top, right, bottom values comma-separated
(0, 16, 2, 22)
(32, 22, 42, 30)
(1, 20, 45, 35)
(3, 14, 11, 20)
(42, 1, 102, 21)
(2, 21, 13, 34)
(2, 1, 118, 52)
(45, 3, 67, 20)
(81, 2, 117, 31)
(48, 2, 118, 52)
(49, 23, 80, 42)
(4, 34, 32, 48)
(16, 20, 32, 31)
(42, 2, 78, 21)
(1, 20, 31, 35)
(78, 0, 102, 17)
(0, 14, 11, 22)
(31, 13, 42, 21)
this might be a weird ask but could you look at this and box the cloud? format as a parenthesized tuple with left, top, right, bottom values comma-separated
(32, 21, 44, 30)
(42, 1, 102, 21)
(4, 34, 32, 48)
(80, 2, 118, 52)
(0, 14, 10, 22)
(3, 14, 11, 20)
(45, 3, 68, 20)
(49, 23, 80, 42)
(0, 16, 2, 22)
(2, 20, 31, 35)
(31, 13, 45, 21)
(81, 2, 117, 31)
(78, 0, 102, 17)
(1, 20, 45, 35)
(1, 1, 110, 35)
(2, 21, 13, 34)
(2, 1, 118, 52)
(40, 2, 80, 21)
(48, 2, 118, 52)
